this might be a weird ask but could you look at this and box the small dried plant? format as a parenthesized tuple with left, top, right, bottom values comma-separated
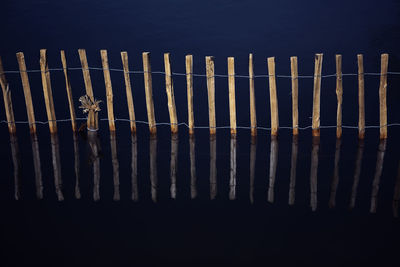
(79, 95, 102, 114)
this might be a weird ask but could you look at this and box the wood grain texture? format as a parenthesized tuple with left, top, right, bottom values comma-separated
(186, 55, 195, 135)
(16, 52, 36, 133)
(379, 53, 388, 139)
(357, 54, 365, 139)
(164, 53, 178, 134)
(335, 54, 343, 139)
(206, 56, 216, 135)
(100, 50, 116, 131)
(78, 49, 94, 100)
(312, 54, 323, 136)
(60, 50, 77, 132)
(40, 49, 57, 133)
(120, 51, 136, 134)
(290, 56, 298, 136)
(249, 53, 257, 136)
(142, 52, 157, 135)
(268, 57, 279, 136)
(0, 56, 16, 133)
(228, 57, 237, 136)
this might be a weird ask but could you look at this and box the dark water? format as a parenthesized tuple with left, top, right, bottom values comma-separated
(1, 0, 400, 266)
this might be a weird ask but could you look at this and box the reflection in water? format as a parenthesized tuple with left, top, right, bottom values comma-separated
(88, 131, 101, 202)
(9, 134, 21, 200)
(329, 138, 342, 208)
(149, 137, 157, 203)
(50, 134, 63, 201)
(170, 134, 178, 199)
(131, 134, 138, 201)
(73, 133, 81, 199)
(249, 137, 256, 204)
(310, 137, 320, 212)
(110, 132, 120, 201)
(189, 136, 197, 199)
(349, 140, 364, 210)
(31, 133, 43, 199)
(370, 140, 387, 214)
(229, 137, 237, 200)
(288, 136, 298, 205)
(268, 137, 278, 203)
(393, 160, 400, 218)
(210, 136, 217, 200)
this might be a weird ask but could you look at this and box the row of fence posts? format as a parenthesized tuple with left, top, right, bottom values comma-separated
(0, 50, 389, 139)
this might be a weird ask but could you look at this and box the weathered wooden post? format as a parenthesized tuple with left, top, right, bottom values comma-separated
(164, 53, 178, 134)
(142, 52, 157, 135)
(60, 50, 77, 132)
(206, 56, 216, 136)
(100, 50, 116, 132)
(0, 56, 17, 134)
(335, 54, 343, 139)
(227, 57, 237, 137)
(379, 53, 388, 139)
(39, 49, 58, 134)
(312, 54, 323, 137)
(16, 52, 36, 134)
(121, 51, 137, 134)
(268, 57, 279, 136)
(78, 49, 94, 100)
(290, 56, 299, 136)
(249, 53, 257, 137)
(186, 55, 195, 135)
(357, 54, 365, 139)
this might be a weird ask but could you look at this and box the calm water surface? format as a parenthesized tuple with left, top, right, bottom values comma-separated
(1, 0, 400, 265)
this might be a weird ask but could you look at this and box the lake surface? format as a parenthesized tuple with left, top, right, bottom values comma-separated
(1, 0, 400, 265)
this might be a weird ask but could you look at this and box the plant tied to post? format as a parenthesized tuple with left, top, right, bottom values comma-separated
(79, 95, 102, 131)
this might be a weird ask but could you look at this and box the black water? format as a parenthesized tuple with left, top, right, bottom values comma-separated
(1, 0, 400, 266)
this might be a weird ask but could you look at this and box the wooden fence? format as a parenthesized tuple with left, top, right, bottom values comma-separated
(0, 50, 390, 139)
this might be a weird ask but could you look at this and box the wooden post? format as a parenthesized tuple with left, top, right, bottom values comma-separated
(142, 52, 157, 135)
(120, 51, 137, 134)
(268, 57, 279, 136)
(335, 54, 343, 139)
(379, 53, 388, 139)
(16, 52, 36, 134)
(312, 54, 323, 136)
(206, 56, 216, 135)
(0, 56, 17, 134)
(164, 53, 178, 134)
(185, 55, 195, 135)
(249, 53, 257, 137)
(227, 57, 237, 137)
(39, 49, 57, 134)
(357, 54, 365, 139)
(290, 56, 298, 136)
(60, 50, 77, 132)
(100, 50, 116, 132)
(78, 49, 94, 100)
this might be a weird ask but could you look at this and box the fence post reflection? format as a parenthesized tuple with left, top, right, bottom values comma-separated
(289, 135, 298, 205)
(88, 131, 101, 202)
(329, 138, 342, 208)
(110, 132, 120, 201)
(189, 136, 197, 199)
(149, 136, 158, 203)
(370, 140, 387, 213)
(229, 137, 237, 200)
(210, 136, 217, 200)
(250, 137, 257, 204)
(73, 133, 81, 199)
(268, 136, 278, 203)
(170, 133, 178, 199)
(349, 139, 364, 210)
(393, 160, 400, 218)
(30, 133, 43, 199)
(131, 134, 138, 201)
(310, 137, 320, 211)
(9, 133, 21, 200)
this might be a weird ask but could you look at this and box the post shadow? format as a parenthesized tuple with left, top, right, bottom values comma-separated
(267, 136, 278, 203)
(249, 137, 257, 204)
(50, 133, 63, 201)
(170, 133, 178, 199)
(189, 135, 197, 199)
(349, 139, 364, 210)
(329, 138, 342, 208)
(370, 140, 387, 214)
(131, 134, 138, 201)
(229, 137, 237, 200)
(149, 136, 157, 203)
(30, 133, 43, 199)
(210, 135, 217, 200)
(9, 133, 21, 200)
(289, 135, 298, 205)
(310, 136, 320, 212)
(110, 132, 120, 201)
(88, 131, 101, 202)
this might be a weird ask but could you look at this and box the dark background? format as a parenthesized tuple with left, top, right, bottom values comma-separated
(0, 0, 399, 266)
